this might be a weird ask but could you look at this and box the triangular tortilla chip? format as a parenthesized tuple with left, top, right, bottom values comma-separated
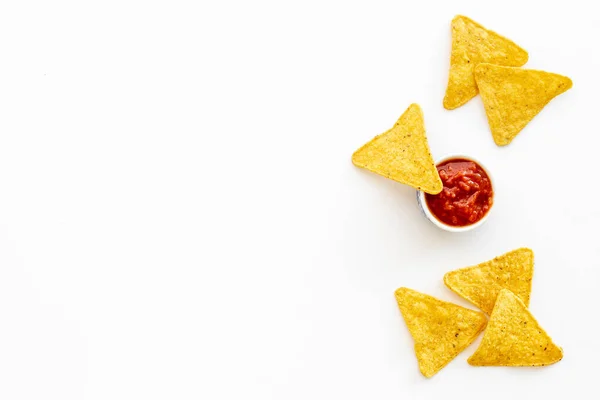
(395, 287, 487, 378)
(444, 248, 534, 315)
(475, 63, 573, 146)
(443, 15, 528, 110)
(468, 289, 563, 367)
(352, 104, 442, 194)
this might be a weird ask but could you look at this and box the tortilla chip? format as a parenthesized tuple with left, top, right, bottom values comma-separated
(352, 104, 442, 194)
(395, 287, 487, 378)
(444, 248, 534, 315)
(443, 15, 528, 110)
(468, 289, 563, 367)
(475, 64, 573, 146)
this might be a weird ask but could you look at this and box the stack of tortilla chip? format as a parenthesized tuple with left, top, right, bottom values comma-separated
(395, 248, 563, 378)
(444, 15, 572, 146)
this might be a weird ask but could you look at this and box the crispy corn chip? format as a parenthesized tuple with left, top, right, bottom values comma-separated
(443, 15, 528, 110)
(395, 287, 487, 378)
(475, 64, 573, 146)
(352, 104, 442, 194)
(468, 289, 563, 367)
(444, 248, 534, 315)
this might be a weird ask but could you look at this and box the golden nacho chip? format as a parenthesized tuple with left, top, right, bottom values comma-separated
(443, 15, 528, 110)
(444, 248, 534, 315)
(475, 64, 573, 146)
(352, 104, 442, 194)
(395, 287, 487, 378)
(468, 289, 563, 367)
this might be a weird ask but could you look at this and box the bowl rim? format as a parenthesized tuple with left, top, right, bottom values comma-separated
(417, 154, 494, 233)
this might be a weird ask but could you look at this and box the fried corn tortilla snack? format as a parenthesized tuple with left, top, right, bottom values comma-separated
(468, 289, 563, 367)
(475, 63, 573, 146)
(395, 287, 487, 378)
(352, 104, 442, 194)
(443, 15, 528, 110)
(444, 248, 534, 315)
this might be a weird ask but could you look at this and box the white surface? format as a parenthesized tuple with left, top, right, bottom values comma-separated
(0, 0, 597, 399)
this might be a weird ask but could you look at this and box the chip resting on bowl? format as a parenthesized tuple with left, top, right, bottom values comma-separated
(474, 63, 573, 146)
(352, 104, 442, 194)
(443, 15, 528, 110)
(395, 287, 487, 378)
(468, 289, 563, 367)
(444, 248, 534, 315)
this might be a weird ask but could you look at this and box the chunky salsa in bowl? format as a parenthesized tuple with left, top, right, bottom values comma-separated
(417, 156, 494, 231)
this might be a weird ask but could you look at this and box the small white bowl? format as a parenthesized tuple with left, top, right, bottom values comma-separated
(416, 155, 494, 232)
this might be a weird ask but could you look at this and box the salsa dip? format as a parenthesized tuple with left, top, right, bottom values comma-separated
(417, 155, 494, 232)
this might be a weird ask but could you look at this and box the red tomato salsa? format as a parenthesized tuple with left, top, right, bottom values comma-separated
(425, 159, 493, 227)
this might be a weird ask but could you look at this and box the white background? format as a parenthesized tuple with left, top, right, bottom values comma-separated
(0, 0, 597, 398)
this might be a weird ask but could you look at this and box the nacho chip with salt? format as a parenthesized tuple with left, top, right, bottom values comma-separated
(443, 15, 528, 110)
(468, 289, 563, 367)
(352, 104, 442, 194)
(444, 248, 534, 315)
(395, 287, 487, 377)
(475, 63, 573, 146)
